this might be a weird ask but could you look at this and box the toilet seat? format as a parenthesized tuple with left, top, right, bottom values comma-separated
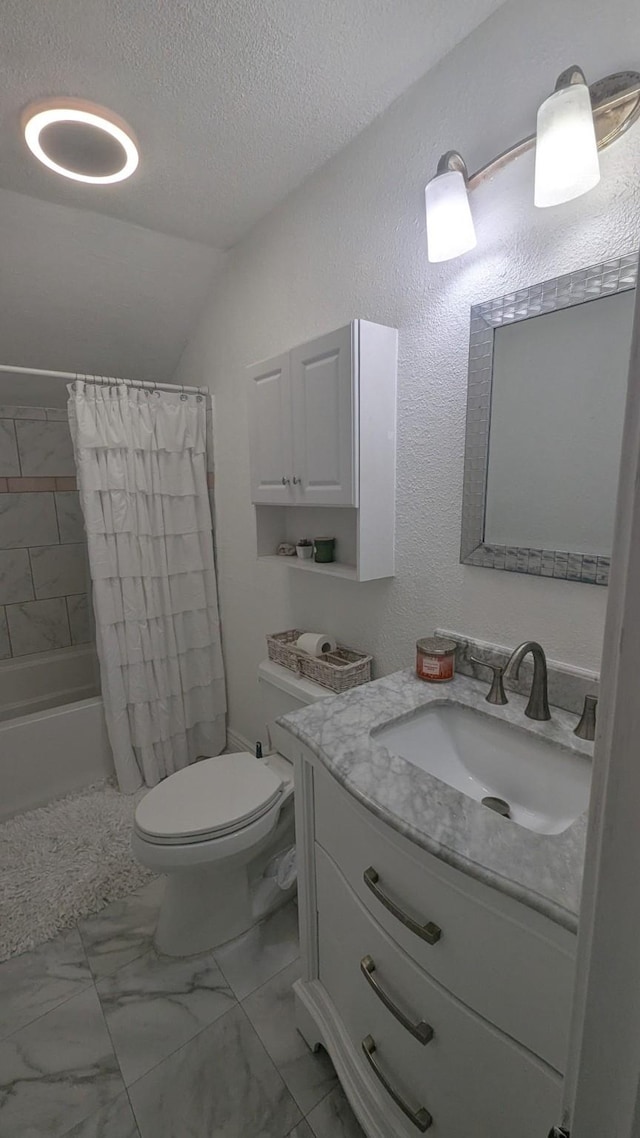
(134, 752, 284, 846)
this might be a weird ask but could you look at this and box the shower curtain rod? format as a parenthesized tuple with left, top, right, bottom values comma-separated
(0, 363, 208, 396)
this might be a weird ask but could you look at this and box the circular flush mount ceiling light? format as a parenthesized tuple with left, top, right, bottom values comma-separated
(21, 98, 139, 185)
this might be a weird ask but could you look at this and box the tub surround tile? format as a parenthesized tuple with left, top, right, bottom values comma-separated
(0, 481, 6, 494)
(78, 878, 165, 980)
(0, 548, 33, 605)
(307, 1086, 366, 1138)
(0, 928, 92, 1041)
(243, 959, 337, 1114)
(96, 947, 236, 1086)
(6, 596, 71, 656)
(0, 611, 10, 660)
(0, 986, 123, 1138)
(62, 1092, 139, 1138)
(279, 671, 591, 933)
(31, 543, 87, 599)
(7, 476, 57, 492)
(0, 492, 58, 548)
(0, 421, 19, 478)
(67, 593, 93, 645)
(45, 407, 69, 421)
(0, 406, 46, 420)
(56, 491, 85, 543)
(213, 901, 300, 1000)
(15, 418, 75, 478)
(56, 476, 77, 491)
(128, 1004, 301, 1138)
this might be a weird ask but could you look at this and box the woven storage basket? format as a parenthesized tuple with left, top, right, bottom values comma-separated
(266, 629, 372, 694)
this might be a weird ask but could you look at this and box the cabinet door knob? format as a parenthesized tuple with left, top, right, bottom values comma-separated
(281, 476, 291, 485)
(292, 475, 300, 485)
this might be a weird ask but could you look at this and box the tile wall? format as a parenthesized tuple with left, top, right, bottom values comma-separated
(0, 406, 93, 658)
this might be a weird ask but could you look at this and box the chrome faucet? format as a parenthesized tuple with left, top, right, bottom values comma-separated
(504, 641, 551, 721)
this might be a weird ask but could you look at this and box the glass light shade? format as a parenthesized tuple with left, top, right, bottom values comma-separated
(534, 82, 600, 208)
(425, 170, 476, 263)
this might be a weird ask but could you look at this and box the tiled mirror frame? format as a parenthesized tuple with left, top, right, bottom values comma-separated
(460, 251, 638, 586)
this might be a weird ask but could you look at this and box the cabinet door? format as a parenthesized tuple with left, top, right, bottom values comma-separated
(290, 325, 357, 506)
(247, 353, 294, 504)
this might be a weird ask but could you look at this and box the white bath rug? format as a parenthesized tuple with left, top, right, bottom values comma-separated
(0, 783, 155, 961)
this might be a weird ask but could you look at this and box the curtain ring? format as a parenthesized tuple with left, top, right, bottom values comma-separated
(180, 393, 188, 401)
(196, 394, 203, 402)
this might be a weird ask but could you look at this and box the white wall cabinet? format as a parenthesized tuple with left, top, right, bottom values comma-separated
(247, 352, 294, 505)
(279, 737, 577, 1138)
(248, 320, 396, 580)
(290, 325, 355, 507)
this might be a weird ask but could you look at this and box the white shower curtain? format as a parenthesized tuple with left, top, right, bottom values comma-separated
(68, 382, 226, 794)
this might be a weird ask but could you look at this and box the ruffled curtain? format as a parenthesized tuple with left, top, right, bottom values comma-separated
(67, 382, 226, 793)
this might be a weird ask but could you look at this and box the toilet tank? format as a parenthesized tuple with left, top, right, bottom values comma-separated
(257, 659, 330, 754)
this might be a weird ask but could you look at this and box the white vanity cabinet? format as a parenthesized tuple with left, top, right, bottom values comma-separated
(248, 321, 397, 580)
(287, 743, 577, 1138)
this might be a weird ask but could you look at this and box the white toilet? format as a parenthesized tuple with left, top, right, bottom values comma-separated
(132, 659, 329, 956)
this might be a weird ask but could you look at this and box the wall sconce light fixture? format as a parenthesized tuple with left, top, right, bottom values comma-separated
(425, 67, 640, 262)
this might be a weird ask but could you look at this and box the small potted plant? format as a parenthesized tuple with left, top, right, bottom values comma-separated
(296, 538, 314, 560)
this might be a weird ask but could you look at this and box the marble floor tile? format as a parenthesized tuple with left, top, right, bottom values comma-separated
(97, 946, 236, 1085)
(287, 1122, 314, 1138)
(213, 900, 300, 1000)
(0, 927, 92, 1040)
(129, 1005, 301, 1138)
(243, 959, 337, 1114)
(78, 878, 164, 979)
(306, 1086, 366, 1138)
(0, 986, 124, 1138)
(62, 1091, 139, 1138)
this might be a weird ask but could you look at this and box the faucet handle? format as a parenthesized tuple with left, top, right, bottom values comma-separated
(574, 694, 597, 741)
(470, 657, 508, 706)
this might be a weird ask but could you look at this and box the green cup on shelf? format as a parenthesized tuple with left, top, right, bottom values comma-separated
(314, 536, 336, 563)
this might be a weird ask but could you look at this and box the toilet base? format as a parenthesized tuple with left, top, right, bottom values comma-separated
(150, 797, 296, 956)
(155, 862, 253, 956)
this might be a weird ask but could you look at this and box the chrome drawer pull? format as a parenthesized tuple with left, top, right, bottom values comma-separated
(360, 956, 434, 1045)
(361, 1035, 432, 1132)
(363, 867, 442, 946)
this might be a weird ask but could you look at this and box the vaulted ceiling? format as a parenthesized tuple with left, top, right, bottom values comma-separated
(0, 0, 504, 386)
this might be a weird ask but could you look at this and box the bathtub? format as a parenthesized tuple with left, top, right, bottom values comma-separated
(0, 645, 114, 820)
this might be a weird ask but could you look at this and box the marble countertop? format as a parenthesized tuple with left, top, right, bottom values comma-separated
(278, 670, 592, 933)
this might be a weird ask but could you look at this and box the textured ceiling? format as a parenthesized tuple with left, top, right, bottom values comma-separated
(1, 0, 505, 248)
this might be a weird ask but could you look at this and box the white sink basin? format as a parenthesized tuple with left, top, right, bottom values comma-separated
(373, 702, 591, 835)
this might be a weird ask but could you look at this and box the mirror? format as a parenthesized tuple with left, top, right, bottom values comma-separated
(460, 252, 637, 585)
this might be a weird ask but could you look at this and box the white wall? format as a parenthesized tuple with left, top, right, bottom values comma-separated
(175, 0, 640, 744)
(0, 188, 224, 385)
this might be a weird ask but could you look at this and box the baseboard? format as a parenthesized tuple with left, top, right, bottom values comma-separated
(226, 727, 255, 755)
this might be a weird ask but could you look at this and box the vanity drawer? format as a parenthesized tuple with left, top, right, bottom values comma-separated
(316, 844, 561, 1138)
(313, 765, 575, 1071)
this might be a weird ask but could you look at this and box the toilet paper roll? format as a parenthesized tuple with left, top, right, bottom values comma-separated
(296, 632, 337, 657)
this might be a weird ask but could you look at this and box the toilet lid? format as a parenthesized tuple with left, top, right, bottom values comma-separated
(134, 753, 284, 843)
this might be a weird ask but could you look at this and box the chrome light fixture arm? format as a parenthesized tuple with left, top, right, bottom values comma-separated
(463, 70, 640, 192)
